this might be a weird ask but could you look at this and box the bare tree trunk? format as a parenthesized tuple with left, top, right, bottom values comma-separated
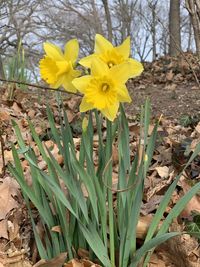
(0, 55, 5, 79)
(119, 0, 126, 41)
(186, 0, 200, 59)
(91, 0, 104, 35)
(169, 0, 181, 56)
(149, 1, 158, 60)
(152, 4, 156, 60)
(187, 16, 192, 52)
(102, 0, 113, 42)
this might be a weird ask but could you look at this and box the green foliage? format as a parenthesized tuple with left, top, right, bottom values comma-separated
(9, 99, 200, 267)
(5, 40, 30, 100)
(179, 114, 200, 128)
(185, 212, 200, 240)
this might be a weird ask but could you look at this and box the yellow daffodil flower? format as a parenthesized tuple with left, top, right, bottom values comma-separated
(79, 34, 143, 77)
(73, 58, 138, 121)
(39, 39, 81, 92)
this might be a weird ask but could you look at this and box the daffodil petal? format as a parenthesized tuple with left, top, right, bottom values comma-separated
(79, 54, 97, 68)
(110, 61, 143, 84)
(109, 63, 133, 83)
(61, 67, 80, 92)
(64, 39, 79, 64)
(95, 34, 113, 54)
(80, 97, 94, 112)
(128, 58, 144, 77)
(65, 83, 77, 92)
(101, 102, 119, 121)
(91, 58, 109, 76)
(72, 75, 91, 93)
(52, 75, 64, 88)
(117, 85, 132, 103)
(115, 36, 130, 59)
(68, 65, 82, 79)
(43, 43, 63, 60)
(62, 75, 77, 92)
(94, 97, 106, 109)
(72, 69, 82, 78)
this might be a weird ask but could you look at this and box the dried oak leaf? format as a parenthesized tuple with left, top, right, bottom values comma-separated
(64, 259, 101, 267)
(0, 177, 19, 220)
(0, 249, 32, 267)
(33, 252, 67, 267)
(155, 166, 169, 179)
(180, 177, 200, 218)
(0, 219, 8, 239)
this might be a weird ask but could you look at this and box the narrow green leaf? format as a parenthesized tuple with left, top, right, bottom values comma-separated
(46, 146, 89, 222)
(40, 172, 78, 219)
(79, 222, 111, 267)
(159, 181, 200, 234)
(69, 145, 99, 222)
(129, 232, 180, 267)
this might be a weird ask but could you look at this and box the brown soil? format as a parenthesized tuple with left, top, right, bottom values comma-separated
(126, 52, 200, 121)
(128, 81, 200, 120)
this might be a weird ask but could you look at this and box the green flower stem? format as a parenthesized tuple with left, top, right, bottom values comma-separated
(106, 120, 115, 267)
(94, 110, 107, 248)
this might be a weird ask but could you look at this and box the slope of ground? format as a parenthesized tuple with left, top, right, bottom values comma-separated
(0, 53, 200, 266)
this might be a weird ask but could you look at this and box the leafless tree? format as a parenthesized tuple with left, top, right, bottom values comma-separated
(102, 0, 113, 42)
(185, 0, 200, 59)
(0, 0, 197, 83)
(169, 0, 181, 56)
(0, 0, 49, 78)
(148, 0, 159, 60)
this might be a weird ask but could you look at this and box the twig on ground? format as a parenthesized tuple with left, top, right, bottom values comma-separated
(0, 132, 6, 177)
(0, 78, 82, 96)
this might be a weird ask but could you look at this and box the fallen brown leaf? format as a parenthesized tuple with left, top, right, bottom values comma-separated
(0, 219, 8, 239)
(64, 259, 83, 267)
(195, 122, 200, 134)
(33, 252, 67, 267)
(27, 109, 36, 119)
(146, 253, 166, 267)
(136, 215, 154, 239)
(146, 171, 174, 201)
(12, 102, 22, 114)
(64, 259, 101, 267)
(77, 248, 89, 259)
(112, 144, 118, 165)
(0, 177, 19, 220)
(166, 69, 174, 81)
(0, 249, 32, 267)
(67, 96, 81, 111)
(0, 109, 11, 124)
(180, 176, 200, 218)
(51, 225, 62, 233)
(141, 195, 163, 215)
(81, 259, 102, 267)
(155, 166, 169, 179)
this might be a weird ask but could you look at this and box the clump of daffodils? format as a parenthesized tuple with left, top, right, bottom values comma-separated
(39, 34, 143, 121)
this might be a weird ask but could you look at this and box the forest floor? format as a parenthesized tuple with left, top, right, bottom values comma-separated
(129, 52, 200, 120)
(0, 53, 200, 267)
(129, 81, 200, 120)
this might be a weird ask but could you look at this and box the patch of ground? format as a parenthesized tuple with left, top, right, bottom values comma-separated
(0, 53, 200, 267)
(128, 81, 200, 120)
(127, 52, 200, 121)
